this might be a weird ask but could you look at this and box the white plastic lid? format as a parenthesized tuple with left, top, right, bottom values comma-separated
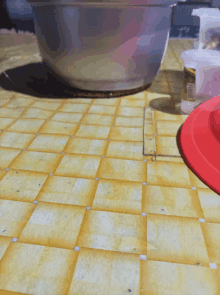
(192, 8, 220, 18)
(181, 50, 220, 68)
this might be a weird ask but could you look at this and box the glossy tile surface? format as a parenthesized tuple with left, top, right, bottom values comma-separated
(0, 35, 219, 295)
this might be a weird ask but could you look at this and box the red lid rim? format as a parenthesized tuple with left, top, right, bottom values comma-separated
(178, 96, 220, 195)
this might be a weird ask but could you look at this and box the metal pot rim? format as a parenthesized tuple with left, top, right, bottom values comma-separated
(28, 0, 186, 7)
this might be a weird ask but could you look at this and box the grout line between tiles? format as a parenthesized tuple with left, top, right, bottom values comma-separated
(141, 184, 146, 214)
(0, 168, 145, 184)
(7, 96, 36, 111)
(0, 129, 148, 139)
(0, 119, 17, 131)
(64, 250, 81, 295)
(150, 154, 182, 158)
(145, 257, 212, 268)
(142, 107, 146, 157)
(32, 176, 50, 203)
(15, 202, 39, 240)
(0, 94, 16, 108)
(74, 209, 91, 250)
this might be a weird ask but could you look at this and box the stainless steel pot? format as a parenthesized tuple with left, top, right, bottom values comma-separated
(28, 0, 186, 91)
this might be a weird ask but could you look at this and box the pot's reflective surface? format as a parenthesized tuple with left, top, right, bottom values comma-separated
(5, 0, 35, 32)
(31, 3, 177, 91)
(6, 0, 34, 19)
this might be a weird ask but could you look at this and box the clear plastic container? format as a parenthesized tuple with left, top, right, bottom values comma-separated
(196, 56, 220, 100)
(180, 8, 220, 113)
(180, 68, 198, 114)
(180, 49, 220, 113)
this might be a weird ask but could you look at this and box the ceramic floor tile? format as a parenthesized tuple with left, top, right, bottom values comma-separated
(197, 188, 220, 223)
(19, 202, 86, 249)
(88, 105, 116, 115)
(36, 98, 65, 103)
(14, 93, 37, 100)
(92, 179, 142, 214)
(120, 98, 145, 107)
(106, 141, 143, 161)
(154, 110, 183, 121)
(69, 248, 140, 295)
(0, 132, 35, 149)
(0, 108, 25, 118)
(21, 108, 54, 119)
(181, 114, 189, 122)
(0, 242, 77, 295)
(64, 138, 108, 156)
(0, 199, 35, 238)
(187, 169, 210, 189)
(144, 107, 155, 121)
(67, 98, 92, 104)
(156, 156, 184, 163)
(38, 176, 97, 206)
(77, 210, 147, 254)
(115, 117, 143, 127)
(109, 127, 143, 142)
(10, 151, 62, 173)
(0, 170, 48, 202)
(147, 214, 210, 266)
(144, 121, 157, 135)
(59, 103, 90, 113)
(8, 119, 45, 133)
(144, 155, 156, 162)
(0, 100, 11, 110)
(156, 136, 181, 157)
(81, 114, 115, 126)
(27, 134, 69, 153)
(55, 154, 101, 178)
(201, 223, 220, 264)
(0, 91, 14, 99)
(0, 236, 11, 260)
(92, 98, 120, 106)
(129, 92, 148, 100)
(0, 147, 21, 169)
(0, 290, 31, 295)
(75, 125, 110, 139)
(51, 112, 83, 123)
(0, 170, 7, 181)
(147, 161, 192, 188)
(0, 118, 15, 130)
(141, 260, 220, 295)
(0, 39, 215, 294)
(39, 120, 79, 135)
(116, 107, 143, 117)
(143, 136, 156, 155)
(143, 185, 204, 218)
(7, 96, 34, 108)
(31, 101, 61, 111)
(98, 158, 145, 182)
(157, 121, 182, 136)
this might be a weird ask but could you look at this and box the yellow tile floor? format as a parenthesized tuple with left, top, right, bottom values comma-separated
(0, 36, 220, 295)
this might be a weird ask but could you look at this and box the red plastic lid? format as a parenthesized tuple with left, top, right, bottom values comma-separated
(180, 95, 220, 195)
